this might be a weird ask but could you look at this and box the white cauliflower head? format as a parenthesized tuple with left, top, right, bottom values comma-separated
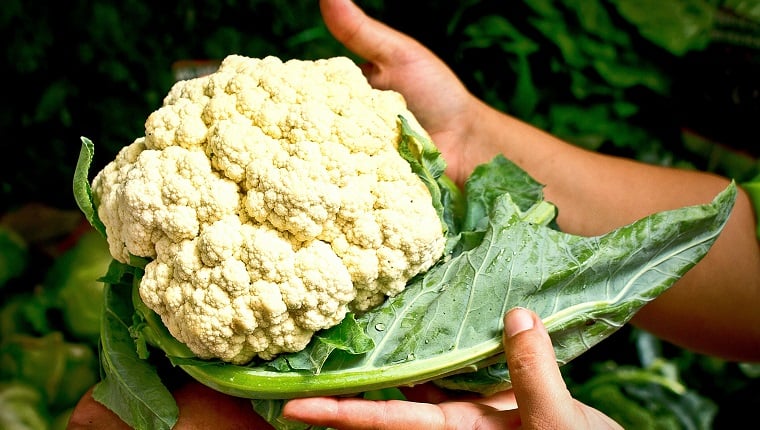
(91, 55, 446, 364)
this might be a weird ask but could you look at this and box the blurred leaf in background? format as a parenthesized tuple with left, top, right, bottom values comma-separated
(0, 0, 351, 213)
(570, 359, 718, 429)
(0, 332, 98, 412)
(0, 226, 28, 288)
(0, 205, 111, 429)
(42, 230, 113, 344)
(610, 0, 717, 55)
(0, 383, 51, 430)
(445, 0, 759, 173)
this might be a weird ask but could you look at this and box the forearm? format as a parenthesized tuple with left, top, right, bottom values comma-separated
(462, 102, 760, 362)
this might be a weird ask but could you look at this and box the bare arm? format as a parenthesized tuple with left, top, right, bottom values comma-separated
(321, 0, 760, 362)
(472, 103, 760, 361)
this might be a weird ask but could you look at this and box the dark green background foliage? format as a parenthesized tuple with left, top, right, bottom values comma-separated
(3, 0, 759, 212)
(1, 0, 759, 428)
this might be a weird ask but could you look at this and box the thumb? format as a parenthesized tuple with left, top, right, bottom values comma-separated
(503, 307, 576, 428)
(319, 0, 424, 70)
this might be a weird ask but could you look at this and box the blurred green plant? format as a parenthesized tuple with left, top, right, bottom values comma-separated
(571, 359, 717, 430)
(443, 0, 759, 172)
(43, 230, 113, 344)
(0, 0, 758, 428)
(0, 332, 98, 412)
(0, 383, 51, 430)
(0, 209, 112, 429)
(0, 0, 350, 213)
(0, 226, 28, 288)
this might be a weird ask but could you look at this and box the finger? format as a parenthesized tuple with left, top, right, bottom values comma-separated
(67, 387, 132, 430)
(401, 383, 517, 410)
(283, 397, 445, 430)
(319, 0, 421, 68)
(173, 382, 273, 429)
(399, 382, 452, 404)
(503, 307, 576, 428)
(476, 389, 518, 410)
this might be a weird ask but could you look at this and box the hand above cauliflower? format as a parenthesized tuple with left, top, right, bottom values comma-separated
(91, 55, 447, 364)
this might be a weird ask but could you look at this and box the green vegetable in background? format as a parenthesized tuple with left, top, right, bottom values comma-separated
(572, 359, 717, 430)
(0, 225, 28, 289)
(0, 332, 99, 411)
(74, 122, 735, 429)
(0, 383, 50, 430)
(44, 228, 112, 343)
(0, 207, 110, 429)
(609, 0, 716, 56)
(741, 172, 760, 239)
(0, 295, 40, 341)
(0, 215, 110, 343)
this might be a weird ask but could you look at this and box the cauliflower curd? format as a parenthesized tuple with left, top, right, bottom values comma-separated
(91, 55, 446, 363)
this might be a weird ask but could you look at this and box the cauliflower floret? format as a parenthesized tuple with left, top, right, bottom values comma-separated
(92, 142, 240, 262)
(91, 54, 447, 363)
(140, 220, 354, 364)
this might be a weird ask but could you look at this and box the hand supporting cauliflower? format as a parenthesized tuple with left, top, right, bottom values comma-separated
(91, 55, 446, 364)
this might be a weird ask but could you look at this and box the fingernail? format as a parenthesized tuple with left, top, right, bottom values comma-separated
(504, 307, 534, 338)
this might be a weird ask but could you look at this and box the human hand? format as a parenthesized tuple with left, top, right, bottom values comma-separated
(66, 381, 274, 429)
(282, 307, 623, 429)
(320, 0, 501, 186)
